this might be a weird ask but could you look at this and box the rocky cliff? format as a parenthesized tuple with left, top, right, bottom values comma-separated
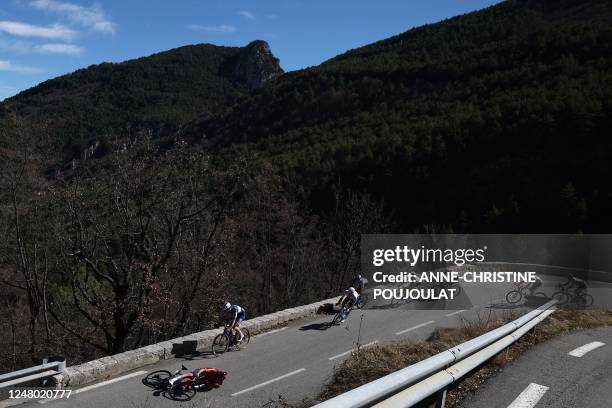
(232, 40, 284, 89)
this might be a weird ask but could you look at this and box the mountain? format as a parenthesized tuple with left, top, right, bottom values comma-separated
(0, 40, 283, 162)
(2, 0, 611, 232)
(188, 0, 612, 233)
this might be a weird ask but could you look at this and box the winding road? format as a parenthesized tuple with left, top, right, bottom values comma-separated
(4, 275, 611, 408)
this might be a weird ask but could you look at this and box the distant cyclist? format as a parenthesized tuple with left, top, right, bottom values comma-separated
(222, 302, 246, 343)
(336, 287, 359, 322)
(568, 274, 587, 294)
(528, 275, 543, 295)
(352, 274, 366, 295)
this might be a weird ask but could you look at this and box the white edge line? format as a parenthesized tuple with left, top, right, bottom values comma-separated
(446, 309, 466, 317)
(37, 370, 148, 404)
(395, 320, 435, 336)
(568, 341, 606, 357)
(256, 327, 288, 337)
(231, 368, 306, 397)
(328, 340, 379, 361)
(74, 370, 148, 394)
(507, 382, 549, 408)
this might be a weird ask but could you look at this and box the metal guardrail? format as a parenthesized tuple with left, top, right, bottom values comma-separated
(313, 299, 557, 408)
(0, 357, 66, 389)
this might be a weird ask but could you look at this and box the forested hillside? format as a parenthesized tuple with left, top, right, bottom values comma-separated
(0, 41, 282, 163)
(192, 0, 612, 233)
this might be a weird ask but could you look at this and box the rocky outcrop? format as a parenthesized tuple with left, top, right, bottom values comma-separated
(233, 40, 284, 89)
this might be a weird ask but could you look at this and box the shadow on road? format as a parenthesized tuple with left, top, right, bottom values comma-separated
(141, 371, 215, 402)
(486, 302, 524, 310)
(180, 350, 217, 360)
(487, 295, 550, 310)
(299, 322, 332, 331)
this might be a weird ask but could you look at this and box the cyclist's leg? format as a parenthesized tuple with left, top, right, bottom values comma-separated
(235, 312, 245, 341)
(340, 298, 351, 321)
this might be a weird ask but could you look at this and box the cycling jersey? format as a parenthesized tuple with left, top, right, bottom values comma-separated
(345, 288, 359, 302)
(352, 277, 365, 293)
(229, 304, 246, 321)
(192, 368, 227, 388)
(530, 276, 542, 286)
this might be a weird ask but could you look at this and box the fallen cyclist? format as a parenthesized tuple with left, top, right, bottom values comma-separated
(191, 367, 227, 389)
(144, 365, 227, 393)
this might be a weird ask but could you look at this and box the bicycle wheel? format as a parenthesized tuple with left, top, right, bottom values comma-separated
(506, 290, 522, 304)
(168, 382, 196, 401)
(332, 312, 343, 325)
(239, 328, 251, 346)
(356, 294, 368, 309)
(576, 293, 594, 307)
(551, 291, 568, 305)
(212, 333, 230, 356)
(142, 370, 171, 389)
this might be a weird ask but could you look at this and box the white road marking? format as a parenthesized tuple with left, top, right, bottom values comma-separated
(328, 341, 379, 361)
(568, 341, 606, 357)
(256, 327, 288, 337)
(37, 370, 148, 404)
(395, 320, 435, 336)
(507, 383, 549, 408)
(446, 310, 465, 317)
(231, 368, 306, 396)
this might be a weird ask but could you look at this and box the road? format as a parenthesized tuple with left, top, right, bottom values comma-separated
(458, 326, 612, 408)
(5, 275, 611, 408)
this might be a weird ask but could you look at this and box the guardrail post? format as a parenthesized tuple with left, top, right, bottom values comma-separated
(43, 356, 66, 373)
(434, 387, 447, 408)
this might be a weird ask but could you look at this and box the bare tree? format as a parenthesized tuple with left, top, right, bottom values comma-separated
(0, 118, 53, 355)
(329, 190, 389, 293)
(48, 144, 238, 353)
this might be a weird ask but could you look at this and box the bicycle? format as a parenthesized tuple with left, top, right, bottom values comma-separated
(505, 282, 542, 304)
(566, 289, 594, 307)
(331, 305, 350, 325)
(212, 325, 251, 356)
(142, 365, 206, 401)
(551, 285, 593, 307)
(355, 293, 368, 309)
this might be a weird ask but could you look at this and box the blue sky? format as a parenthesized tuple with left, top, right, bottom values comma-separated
(0, 0, 502, 101)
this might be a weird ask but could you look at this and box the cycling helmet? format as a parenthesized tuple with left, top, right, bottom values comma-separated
(349, 286, 356, 292)
(223, 302, 231, 311)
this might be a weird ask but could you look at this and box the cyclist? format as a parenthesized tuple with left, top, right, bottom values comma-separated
(336, 287, 359, 322)
(528, 275, 543, 295)
(352, 274, 366, 295)
(172, 367, 227, 390)
(222, 302, 246, 343)
(569, 274, 587, 294)
(192, 368, 227, 389)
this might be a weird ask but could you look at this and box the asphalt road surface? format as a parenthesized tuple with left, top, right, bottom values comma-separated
(4, 275, 611, 408)
(458, 326, 612, 408)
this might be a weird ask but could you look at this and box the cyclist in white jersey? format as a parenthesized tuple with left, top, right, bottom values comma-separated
(223, 302, 246, 342)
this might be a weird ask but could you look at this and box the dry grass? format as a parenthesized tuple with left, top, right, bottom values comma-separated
(303, 309, 612, 408)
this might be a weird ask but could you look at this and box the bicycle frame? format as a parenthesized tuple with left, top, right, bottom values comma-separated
(223, 326, 240, 344)
(168, 371, 196, 389)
